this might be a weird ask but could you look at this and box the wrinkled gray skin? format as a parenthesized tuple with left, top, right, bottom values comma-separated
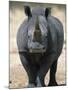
(17, 6, 64, 87)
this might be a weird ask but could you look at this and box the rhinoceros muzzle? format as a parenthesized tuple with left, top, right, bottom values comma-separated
(28, 41, 46, 53)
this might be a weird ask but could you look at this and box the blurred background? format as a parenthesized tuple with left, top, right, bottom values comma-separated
(9, 1, 66, 88)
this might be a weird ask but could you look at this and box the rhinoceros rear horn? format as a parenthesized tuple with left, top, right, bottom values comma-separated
(45, 8, 51, 18)
(24, 6, 32, 18)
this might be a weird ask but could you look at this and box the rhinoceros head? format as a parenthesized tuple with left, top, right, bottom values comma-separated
(24, 6, 51, 53)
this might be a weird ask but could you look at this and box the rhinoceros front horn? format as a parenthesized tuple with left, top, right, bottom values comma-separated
(33, 17, 42, 43)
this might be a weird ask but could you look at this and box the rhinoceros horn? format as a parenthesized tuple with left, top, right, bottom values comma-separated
(33, 16, 42, 43)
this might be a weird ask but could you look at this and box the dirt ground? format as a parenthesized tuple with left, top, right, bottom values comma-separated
(9, 2, 66, 89)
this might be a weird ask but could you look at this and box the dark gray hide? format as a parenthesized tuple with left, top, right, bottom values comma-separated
(17, 7, 64, 87)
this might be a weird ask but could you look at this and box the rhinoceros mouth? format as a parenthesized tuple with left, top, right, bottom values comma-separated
(29, 48, 46, 53)
(28, 42, 46, 53)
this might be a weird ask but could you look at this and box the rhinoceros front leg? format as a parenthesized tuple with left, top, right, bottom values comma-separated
(48, 60, 58, 86)
(36, 54, 57, 87)
(19, 52, 37, 88)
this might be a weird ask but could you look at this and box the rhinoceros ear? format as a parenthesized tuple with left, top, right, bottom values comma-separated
(45, 8, 51, 18)
(24, 6, 32, 18)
